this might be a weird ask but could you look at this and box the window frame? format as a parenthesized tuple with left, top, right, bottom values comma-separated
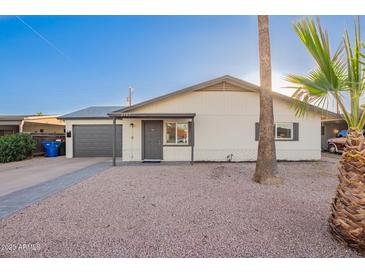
(275, 122, 293, 140)
(165, 121, 189, 145)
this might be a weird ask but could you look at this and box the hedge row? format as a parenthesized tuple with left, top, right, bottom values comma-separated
(0, 133, 36, 163)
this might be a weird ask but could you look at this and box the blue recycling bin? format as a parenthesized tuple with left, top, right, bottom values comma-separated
(42, 141, 62, 157)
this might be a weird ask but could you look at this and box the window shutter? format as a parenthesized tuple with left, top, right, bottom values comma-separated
(188, 121, 194, 145)
(255, 122, 274, 140)
(293, 123, 299, 141)
(255, 122, 259, 141)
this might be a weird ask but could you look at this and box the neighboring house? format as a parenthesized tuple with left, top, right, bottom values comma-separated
(0, 115, 65, 136)
(61, 75, 339, 162)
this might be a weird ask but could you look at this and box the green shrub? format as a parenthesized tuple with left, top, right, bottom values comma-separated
(0, 133, 36, 163)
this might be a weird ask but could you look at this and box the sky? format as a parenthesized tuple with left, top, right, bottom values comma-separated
(0, 15, 363, 115)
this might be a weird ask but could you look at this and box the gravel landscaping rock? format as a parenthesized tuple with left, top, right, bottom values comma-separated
(0, 159, 360, 257)
(0, 161, 111, 219)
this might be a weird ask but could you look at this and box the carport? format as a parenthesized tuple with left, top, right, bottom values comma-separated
(321, 118, 347, 150)
(0, 115, 24, 136)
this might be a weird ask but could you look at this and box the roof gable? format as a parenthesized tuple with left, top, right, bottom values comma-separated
(116, 75, 258, 113)
(109, 75, 341, 119)
(194, 80, 255, 92)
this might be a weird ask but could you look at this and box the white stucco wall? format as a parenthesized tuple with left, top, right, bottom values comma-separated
(64, 89, 321, 161)
(64, 119, 123, 158)
(121, 118, 192, 161)
(64, 118, 193, 161)
(121, 90, 321, 161)
(122, 119, 142, 161)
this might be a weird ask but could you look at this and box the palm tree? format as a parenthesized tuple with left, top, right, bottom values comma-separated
(286, 17, 365, 252)
(253, 15, 279, 184)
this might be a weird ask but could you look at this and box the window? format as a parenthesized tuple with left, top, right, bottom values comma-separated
(255, 122, 298, 141)
(166, 123, 176, 143)
(275, 123, 293, 140)
(166, 122, 189, 144)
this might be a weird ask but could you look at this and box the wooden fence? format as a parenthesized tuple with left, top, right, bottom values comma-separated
(30, 133, 65, 156)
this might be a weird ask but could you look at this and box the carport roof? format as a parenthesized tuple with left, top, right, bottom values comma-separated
(60, 106, 125, 120)
(0, 115, 32, 121)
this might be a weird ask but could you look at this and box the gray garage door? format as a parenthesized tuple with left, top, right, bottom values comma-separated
(73, 125, 122, 157)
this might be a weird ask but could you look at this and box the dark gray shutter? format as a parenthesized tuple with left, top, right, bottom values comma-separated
(188, 121, 194, 145)
(293, 122, 299, 141)
(255, 122, 259, 141)
(255, 122, 274, 140)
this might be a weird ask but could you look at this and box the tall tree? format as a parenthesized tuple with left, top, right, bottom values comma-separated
(286, 17, 365, 252)
(253, 15, 279, 184)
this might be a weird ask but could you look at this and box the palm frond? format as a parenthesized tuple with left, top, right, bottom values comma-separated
(342, 17, 365, 127)
(285, 69, 342, 116)
(287, 17, 358, 127)
(290, 87, 330, 117)
(292, 17, 344, 91)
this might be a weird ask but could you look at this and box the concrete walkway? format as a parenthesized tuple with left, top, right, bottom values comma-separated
(0, 157, 111, 219)
(0, 156, 108, 197)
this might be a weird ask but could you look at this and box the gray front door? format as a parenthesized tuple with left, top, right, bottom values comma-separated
(143, 120, 163, 160)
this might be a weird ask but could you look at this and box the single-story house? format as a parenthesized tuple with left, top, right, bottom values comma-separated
(60, 75, 339, 162)
(0, 115, 65, 136)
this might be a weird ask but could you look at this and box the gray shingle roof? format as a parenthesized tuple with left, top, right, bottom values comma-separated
(60, 106, 125, 119)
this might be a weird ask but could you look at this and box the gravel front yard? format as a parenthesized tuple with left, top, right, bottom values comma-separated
(0, 157, 360, 257)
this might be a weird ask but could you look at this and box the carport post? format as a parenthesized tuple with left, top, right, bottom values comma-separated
(191, 117, 194, 165)
(112, 117, 116, 166)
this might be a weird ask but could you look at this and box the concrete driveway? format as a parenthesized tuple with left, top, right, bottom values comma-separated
(0, 157, 109, 197)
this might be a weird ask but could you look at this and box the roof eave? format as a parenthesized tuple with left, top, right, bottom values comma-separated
(108, 112, 196, 119)
(58, 117, 113, 120)
(113, 75, 338, 118)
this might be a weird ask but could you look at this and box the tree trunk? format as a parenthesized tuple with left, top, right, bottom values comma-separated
(253, 15, 278, 184)
(329, 128, 365, 252)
